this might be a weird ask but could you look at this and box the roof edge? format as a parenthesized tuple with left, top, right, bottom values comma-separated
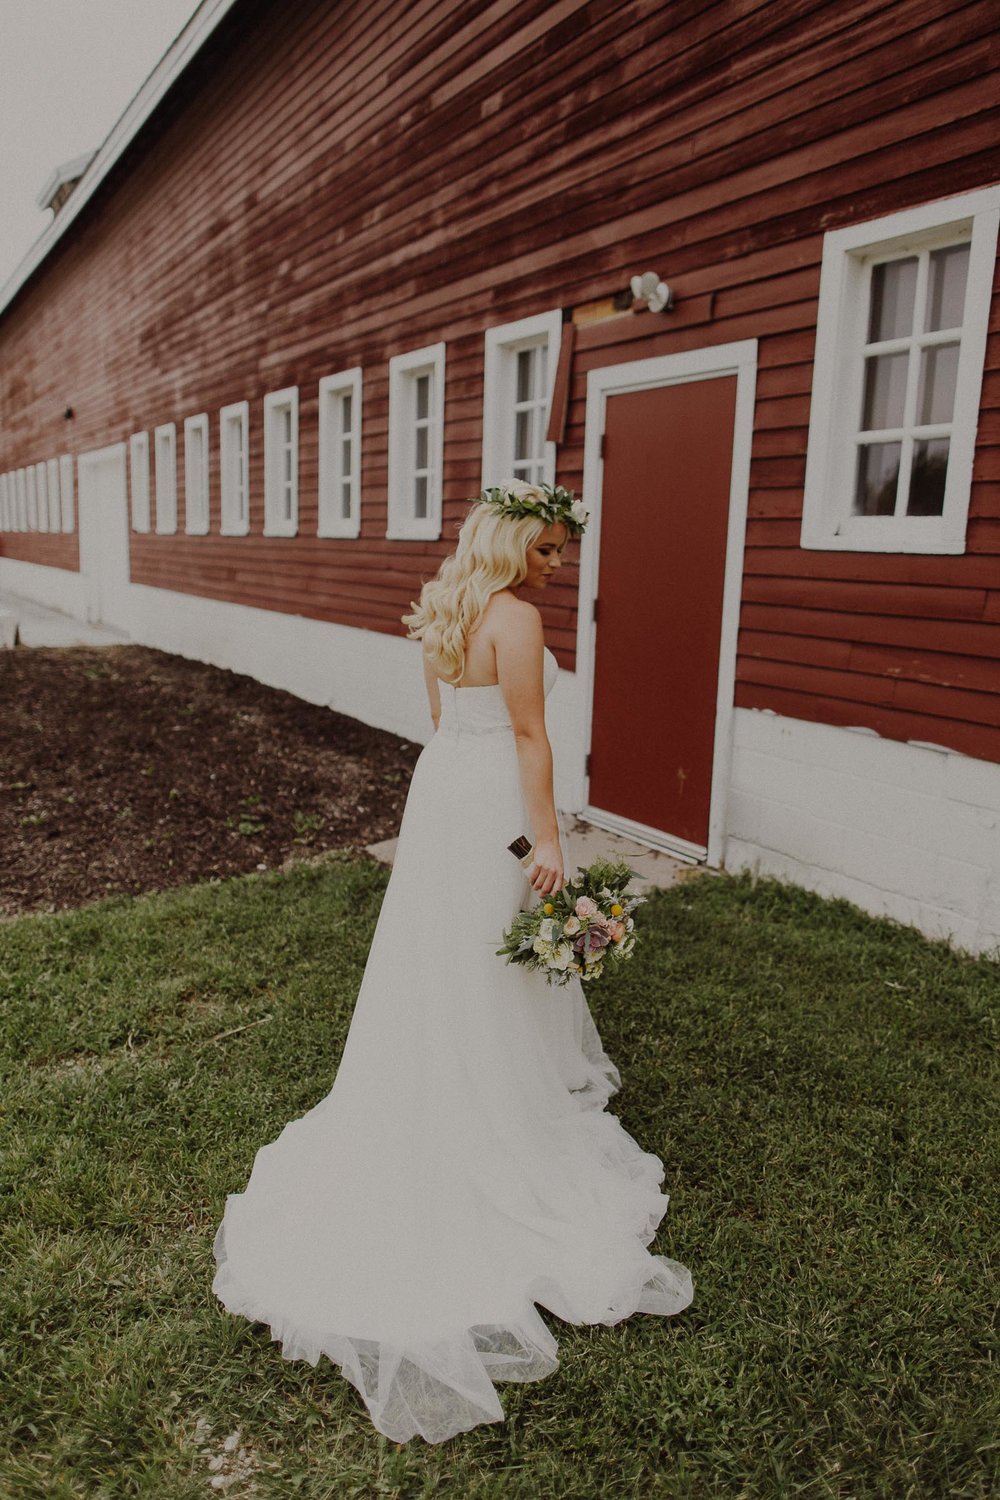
(35, 150, 100, 211)
(0, 0, 243, 323)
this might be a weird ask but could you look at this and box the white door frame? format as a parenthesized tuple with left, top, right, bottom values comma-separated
(77, 441, 131, 627)
(576, 339, 758, 869)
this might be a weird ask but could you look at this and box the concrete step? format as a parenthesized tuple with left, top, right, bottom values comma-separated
(367, 812, 717, 895)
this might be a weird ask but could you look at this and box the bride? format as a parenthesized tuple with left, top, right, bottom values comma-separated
(211, 480, 694, 1444)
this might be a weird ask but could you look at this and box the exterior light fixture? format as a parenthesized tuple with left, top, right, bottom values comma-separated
(629, 272, 673, 313)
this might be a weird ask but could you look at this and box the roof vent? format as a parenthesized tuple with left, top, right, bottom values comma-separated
(36, 150, 98, 215)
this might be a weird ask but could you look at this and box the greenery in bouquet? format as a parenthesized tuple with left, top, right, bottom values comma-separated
(496, 856, 648, 986)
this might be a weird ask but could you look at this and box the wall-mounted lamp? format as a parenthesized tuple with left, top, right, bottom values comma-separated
(629, 272, 674, 313)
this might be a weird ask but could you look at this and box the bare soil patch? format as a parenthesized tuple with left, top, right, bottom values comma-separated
(0, 645, 422, 918)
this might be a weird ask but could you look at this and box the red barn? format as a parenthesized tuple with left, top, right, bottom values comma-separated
(1, 0, 998, 956)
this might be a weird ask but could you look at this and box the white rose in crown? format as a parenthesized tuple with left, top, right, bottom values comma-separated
(507, 480, 546, 502)
(570, 500, 588, 525)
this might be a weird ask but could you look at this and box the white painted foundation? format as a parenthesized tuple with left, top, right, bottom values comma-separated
(4, 553, 998, 960)
(726, 707, 1000, 960)
(0, 557, 585, 799)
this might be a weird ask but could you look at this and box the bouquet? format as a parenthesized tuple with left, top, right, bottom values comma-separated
(496, 852, 648, 986)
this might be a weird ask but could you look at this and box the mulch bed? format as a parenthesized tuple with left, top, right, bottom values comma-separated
(0, 645, 424, 918)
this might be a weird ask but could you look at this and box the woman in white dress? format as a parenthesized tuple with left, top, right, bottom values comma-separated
(211, 481, 693, 1444)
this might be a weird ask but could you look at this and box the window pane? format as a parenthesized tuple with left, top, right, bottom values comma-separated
(514, 407, 532, 463)
(906, 438, 949, 516)
(414, 473, 427, 518)
(342, 435, 352, 475)
(516, 347, 535, 403)
(867, 257, 917, 342)
(415, 423, 428, 470)
(281, 407, 291, 443)
(926, 244, 969, 332)
(415, 374, 429, 420)
(917, 342, 959, 426)
(854, 442, 900, 516)
(283, 484, 292, 521)
(341, 477, 351, 519)
(282, 446, 291, 483)
(341, 391, 352, 432)
(861, 351, 909, 430)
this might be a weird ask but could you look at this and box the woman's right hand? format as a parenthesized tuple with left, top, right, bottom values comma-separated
(528, 838, 565, 896)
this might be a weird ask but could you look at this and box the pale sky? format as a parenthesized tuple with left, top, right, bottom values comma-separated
(0, 0, 203, 293)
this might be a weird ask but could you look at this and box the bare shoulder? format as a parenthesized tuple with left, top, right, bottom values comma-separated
(483, 589, 541, 641)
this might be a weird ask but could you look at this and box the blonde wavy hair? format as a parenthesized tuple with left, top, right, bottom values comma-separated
(401, 500, 550, 686)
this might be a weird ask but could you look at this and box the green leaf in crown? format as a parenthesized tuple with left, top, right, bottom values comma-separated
(476, 481, 590, 537)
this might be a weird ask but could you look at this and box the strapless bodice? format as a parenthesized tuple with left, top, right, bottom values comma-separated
(436, 646, 558, 740)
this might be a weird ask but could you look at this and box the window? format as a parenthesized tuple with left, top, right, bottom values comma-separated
(59, 455, 74, 532)
(46, 459, 61, 534)
(387, 343, 445, 539)
(25, 465, 37, 530)
(318, 367, 362, 538)
(183, 413, 210, 534)
(129, 433, 151, 532)
(154, 423, 177, 534)
(801, 186, 1000, 553)
(263, 386, 298, 537)
(35, 461, 51, 532)
(482, 310, 561, 489)
(219, 401, 250, 536)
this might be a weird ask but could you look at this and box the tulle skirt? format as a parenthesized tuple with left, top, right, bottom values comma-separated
(211, 723, 693, 1443)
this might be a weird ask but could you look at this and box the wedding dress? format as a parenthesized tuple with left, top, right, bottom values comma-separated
(212, 644, 693, 1444)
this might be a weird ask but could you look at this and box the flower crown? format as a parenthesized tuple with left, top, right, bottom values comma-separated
(476, 481, 590, 537)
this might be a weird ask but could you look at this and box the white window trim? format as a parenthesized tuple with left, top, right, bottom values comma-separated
(263, 386, 299, 538)
(129, 433, 151, 533)
(801, 185, 1000, 555)
(35, 460, 50, 532)
(481, 309, 562, 490)
(25, 464, 37, 530)
(183, 412, 210, 535)
(0, 474, 9, 530)
(59, 454, 74, 532)
(219, 401, 250, 536)
(318, 367, 362, 539)
(46, 458, 60, 535)
(154, 422, 177, 534)
(15, 468, 27, 530)
(387, 342, 445, 540)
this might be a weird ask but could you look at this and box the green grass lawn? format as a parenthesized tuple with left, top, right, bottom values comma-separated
(1, 859, 997, 1499)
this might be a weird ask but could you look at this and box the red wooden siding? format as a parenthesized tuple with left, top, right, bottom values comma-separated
(0, 0, 997, 760)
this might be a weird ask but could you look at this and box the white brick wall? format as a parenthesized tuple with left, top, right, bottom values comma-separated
(726, 708, 1000, 960)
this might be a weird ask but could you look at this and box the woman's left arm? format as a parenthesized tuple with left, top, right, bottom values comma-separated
(422, 648, 441, 731)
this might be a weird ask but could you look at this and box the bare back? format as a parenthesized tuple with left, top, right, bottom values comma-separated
(448, 589, 516, 687)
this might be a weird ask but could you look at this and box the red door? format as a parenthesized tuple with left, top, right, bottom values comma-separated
(588, 374, 738, 853)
